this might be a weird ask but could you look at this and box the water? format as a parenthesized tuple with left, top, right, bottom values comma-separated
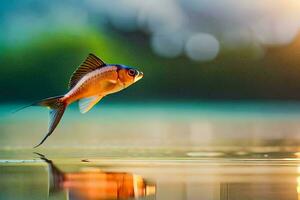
(2, 102, 300, 199)
(1, 149, 300, 200)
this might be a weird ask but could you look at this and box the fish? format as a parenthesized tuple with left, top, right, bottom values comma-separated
(29, 53, 143, 147)
(34, 153, 156, 199)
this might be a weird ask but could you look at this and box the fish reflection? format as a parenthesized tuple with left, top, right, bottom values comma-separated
(35, 153, 156, 200)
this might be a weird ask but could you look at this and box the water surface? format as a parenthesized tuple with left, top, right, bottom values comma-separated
(2, 102, 300, 199)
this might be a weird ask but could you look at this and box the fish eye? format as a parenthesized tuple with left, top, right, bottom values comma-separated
(128, 69, 136, 77)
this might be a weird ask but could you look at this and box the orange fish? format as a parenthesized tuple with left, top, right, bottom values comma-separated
(29, 53, 143, 147)
(35, 153, 156, 199)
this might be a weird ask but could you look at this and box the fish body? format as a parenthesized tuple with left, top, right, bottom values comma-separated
(32, 54, 143, 147)
(63, 64, 142, 105)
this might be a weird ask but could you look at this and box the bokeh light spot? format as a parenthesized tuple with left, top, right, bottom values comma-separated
(151, 32, 184, 58)
(185, 33, 220, 61)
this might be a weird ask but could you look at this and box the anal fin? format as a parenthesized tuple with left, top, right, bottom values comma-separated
(78, 95, 103, 114)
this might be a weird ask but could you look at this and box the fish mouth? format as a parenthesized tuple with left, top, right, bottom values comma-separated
(134, 71, 143, 82)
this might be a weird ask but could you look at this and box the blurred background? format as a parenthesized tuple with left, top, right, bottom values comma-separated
(2, 0, 300, 148)
(2, 0, 300, 102)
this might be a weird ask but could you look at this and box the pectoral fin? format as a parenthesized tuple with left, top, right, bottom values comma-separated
(78, 95, 103, 114)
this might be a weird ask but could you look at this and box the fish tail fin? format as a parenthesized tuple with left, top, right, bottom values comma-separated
(11, 104, 33, 114)
(34, 152, 64, 195)
(34, 95, 67, 148)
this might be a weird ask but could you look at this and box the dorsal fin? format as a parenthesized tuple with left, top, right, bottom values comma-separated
(68, 53, 106, 89)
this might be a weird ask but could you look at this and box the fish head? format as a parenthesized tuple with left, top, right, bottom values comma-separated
(117, 65, 144, 88)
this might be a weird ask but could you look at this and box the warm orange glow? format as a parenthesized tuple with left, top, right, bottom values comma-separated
(37, 153, 156, 199)
(61, 170, 155, 199)
(297, 166, 300, 199)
